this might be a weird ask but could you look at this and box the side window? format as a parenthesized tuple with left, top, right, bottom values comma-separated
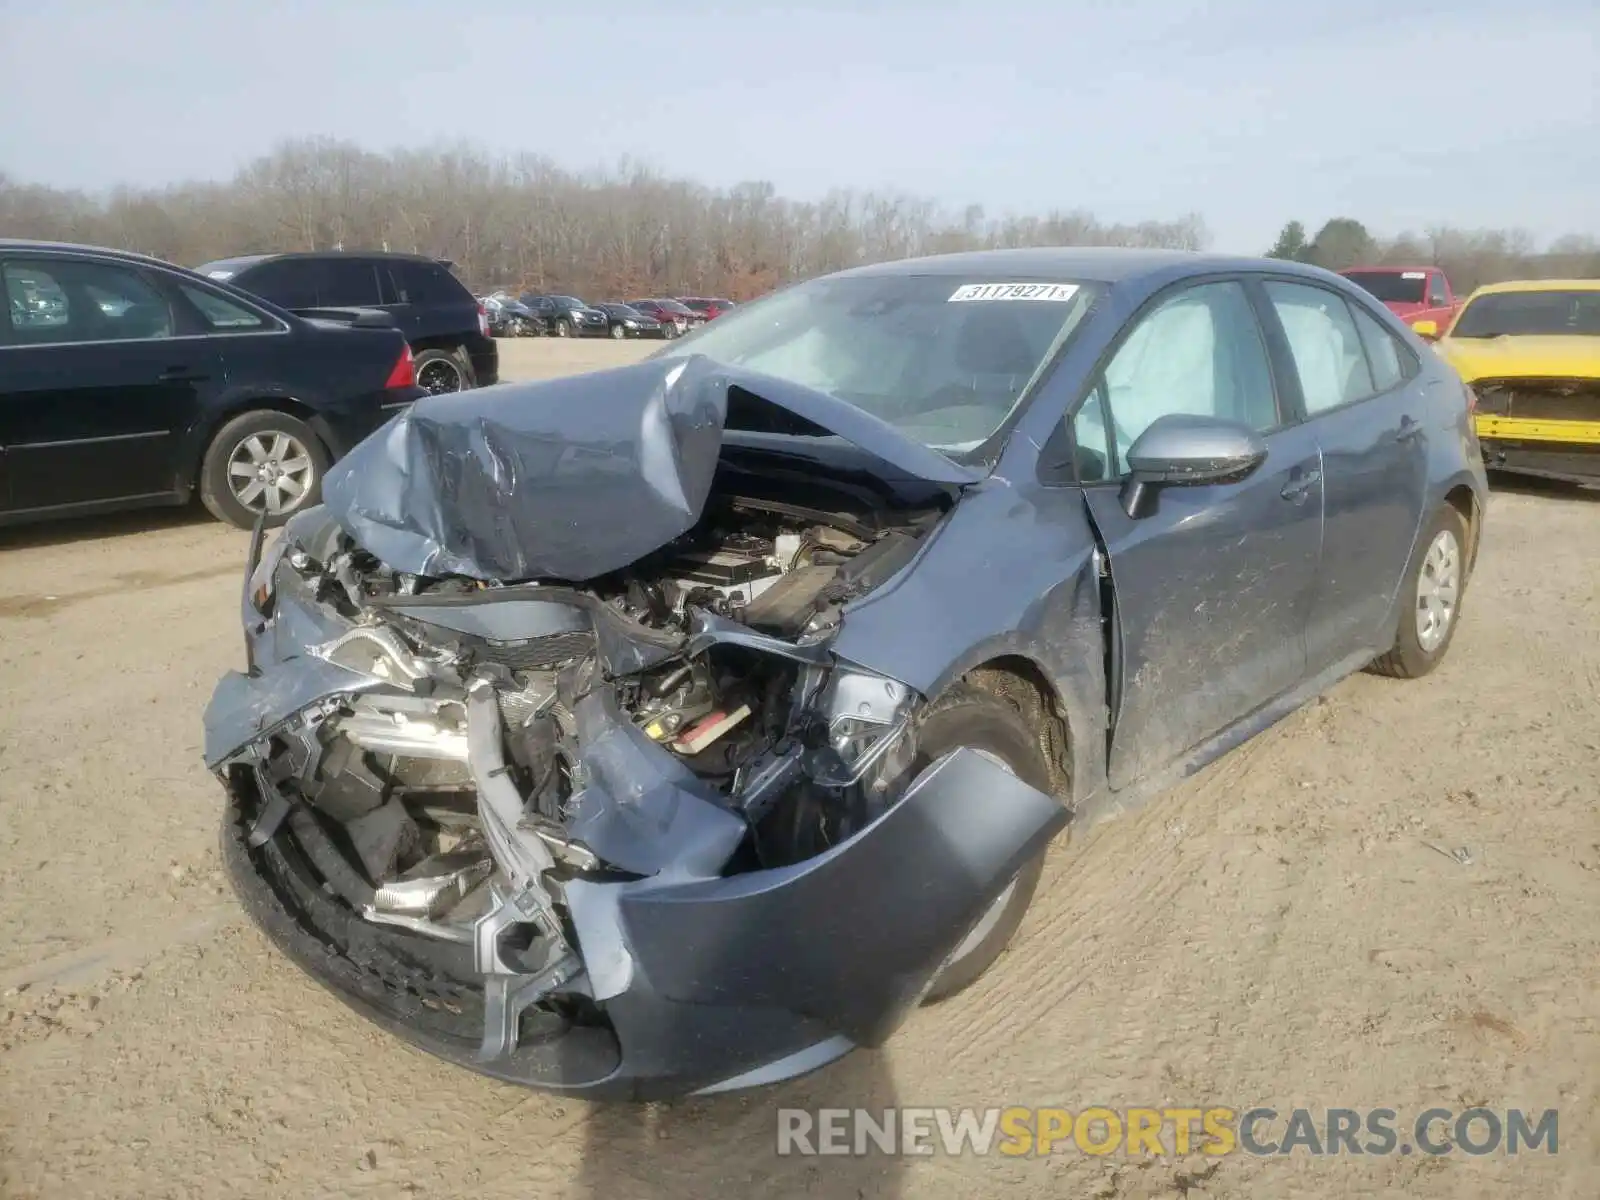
(1073, 281, 1277, 478)
(315, 259, 381, 307)
(1264, 281, 1375, 415)
(395, 261, 465, 305)
(1428, 273, 1448, 307)
(378, 266, 404, 305)
(2, 258, 173, 345)
(236, 260, 317, 310)
(179, 284, 269, 332)
(1348, 302, 1410, 393)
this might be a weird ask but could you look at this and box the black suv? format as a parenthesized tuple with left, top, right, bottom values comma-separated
(197, 252, 498, 394)
(517, 294, 611, 338)
(1, 240, 424, 530)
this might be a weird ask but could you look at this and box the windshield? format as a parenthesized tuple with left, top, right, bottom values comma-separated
(1343, 271, 1428, 304)
(1452, 290, 1600, 338)
(654, 274, 1097, 452)
(551, 295, 585, 308)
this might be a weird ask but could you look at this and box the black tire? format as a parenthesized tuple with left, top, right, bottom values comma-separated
(610, 322, 626, 340)
(414, 347, 472, 395)
(555, 318, 571, 338)
(198, 409, 330, 530)
(883, 683, 1062, 1004)
(660, 322, 677, 340)
(1368, 504, 1470, 679)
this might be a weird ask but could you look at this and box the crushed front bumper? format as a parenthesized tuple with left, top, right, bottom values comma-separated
(218, 708, 1064, 1098)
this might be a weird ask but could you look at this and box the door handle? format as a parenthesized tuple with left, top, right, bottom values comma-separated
(1395, 416, 1424, 443)
(158, 366, 210, 383)
(1280, 466, 1321, 502)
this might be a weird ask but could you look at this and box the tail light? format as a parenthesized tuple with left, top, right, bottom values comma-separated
(477, 302, 490, 338)
(385, 344, 416, 389)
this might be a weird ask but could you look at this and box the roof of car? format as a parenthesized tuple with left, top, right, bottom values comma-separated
(1468, 278, 1600, 296)
(197, 250, 450, 272)
(838, 247, 1328, 285)
(0, 238, 196, 273)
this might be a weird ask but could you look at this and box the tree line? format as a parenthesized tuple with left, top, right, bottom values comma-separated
(1266, 217, 1600, 293)
(1, 138, 1594, 300)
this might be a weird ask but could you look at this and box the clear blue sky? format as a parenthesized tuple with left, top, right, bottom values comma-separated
(2, 0, 1595, 252)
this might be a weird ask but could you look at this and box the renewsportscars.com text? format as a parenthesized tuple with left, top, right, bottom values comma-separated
(776, 1106, 1559, 1158)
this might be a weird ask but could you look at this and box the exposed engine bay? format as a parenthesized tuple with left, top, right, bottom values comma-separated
(220, 486, 960, 1062)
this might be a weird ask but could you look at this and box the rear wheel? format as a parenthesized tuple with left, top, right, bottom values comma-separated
(199, 410, 329, 529)
(1368, 504, 1470, 678)
(415, 348, 471, 395)
(660, 322, 677, 340)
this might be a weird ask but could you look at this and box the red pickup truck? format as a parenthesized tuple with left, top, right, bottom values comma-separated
(1338, 266, 1460, 333)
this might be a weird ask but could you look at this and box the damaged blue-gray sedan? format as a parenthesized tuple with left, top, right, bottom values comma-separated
(205, 248, 1488, 1098)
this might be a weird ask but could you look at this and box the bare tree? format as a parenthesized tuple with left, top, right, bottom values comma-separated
(7, 143, 1592, 299)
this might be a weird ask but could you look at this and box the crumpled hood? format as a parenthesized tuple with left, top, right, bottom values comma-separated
(321, 354, 982, 582)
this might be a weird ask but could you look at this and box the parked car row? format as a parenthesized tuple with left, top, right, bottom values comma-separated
(1, 241, 428, 531)
(475, 290, 736, 339)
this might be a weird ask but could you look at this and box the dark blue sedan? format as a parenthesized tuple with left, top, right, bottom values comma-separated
(208, 248, 1487, 1098)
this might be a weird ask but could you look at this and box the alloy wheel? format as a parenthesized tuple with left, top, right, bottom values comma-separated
(418, 357, 465, 395)
(227, 431, 314, 515)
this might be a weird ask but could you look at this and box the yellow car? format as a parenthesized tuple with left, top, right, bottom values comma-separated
(1419, 279, 1600, 484)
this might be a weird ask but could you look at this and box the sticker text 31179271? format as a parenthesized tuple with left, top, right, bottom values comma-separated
(948, 283, 1080, 303)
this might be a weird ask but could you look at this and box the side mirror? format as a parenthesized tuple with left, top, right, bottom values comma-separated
(1412, 319, 1440, 340)
(1120, 413, 1268, 518)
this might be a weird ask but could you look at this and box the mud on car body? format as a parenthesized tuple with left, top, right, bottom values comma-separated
(205, 249, 1487, 1099)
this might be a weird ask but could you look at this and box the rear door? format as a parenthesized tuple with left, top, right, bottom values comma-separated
(0, 254, 216, 515)
(1073, 278, 1325, 788)
(385, 260, 470, 342)
(1257, 279, 1432, 672)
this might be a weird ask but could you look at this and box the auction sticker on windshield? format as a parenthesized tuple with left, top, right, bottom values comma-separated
(948, 283, 1080, 303)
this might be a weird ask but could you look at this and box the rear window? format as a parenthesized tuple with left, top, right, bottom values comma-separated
(1342, 271, 1428, 304)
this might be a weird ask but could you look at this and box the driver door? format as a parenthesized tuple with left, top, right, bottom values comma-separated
(1073, 279, 1326, 789)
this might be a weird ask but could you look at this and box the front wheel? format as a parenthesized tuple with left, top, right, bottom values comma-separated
(555, 319, 571, 338)
(1368, 504, 1470, 679)
(878, 682, 1062, 1004)
(199, 410, 330, 529)
(610, 323, 626, 340)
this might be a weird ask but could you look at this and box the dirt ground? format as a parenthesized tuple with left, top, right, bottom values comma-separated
(2, 337, 1596, 1199)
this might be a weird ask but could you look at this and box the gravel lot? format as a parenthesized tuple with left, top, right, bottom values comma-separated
(2, 338, 1596, 1199)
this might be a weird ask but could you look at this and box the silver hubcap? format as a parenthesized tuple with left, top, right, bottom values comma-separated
(418, 358, 463, 394)
(1415, 528, 1461, 652)
(227, 432, 313, 514)
(931, 749, 1021, 980)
